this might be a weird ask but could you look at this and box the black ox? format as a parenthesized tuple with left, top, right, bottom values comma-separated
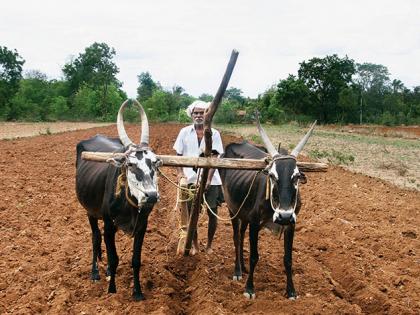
(219, 117, 316, 299)
(76, 100, 161, 300)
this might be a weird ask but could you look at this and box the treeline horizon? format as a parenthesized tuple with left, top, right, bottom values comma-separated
(1, 42, 419, 126)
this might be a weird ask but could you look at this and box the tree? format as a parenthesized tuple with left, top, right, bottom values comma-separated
(298, 54, 355, 123)
(337, 87, 359, 123)
(137, 72, 159, 102)
(8, 73, 51, 121)
(62, 42, 120, 115)
(353, 63, 391, 123)
(354, 63, 390, 93)
(198, 93, 213, 102)
(0, 46, 25, 119)
(254, 86, 277, 122)
(273, 75, 313, 121)
(391, 79, 405, 94)
(73, 83, 125, 121)
(225, 87, 245, 105)
(143, 90, 174, 121)
(63, 42, 119, 92)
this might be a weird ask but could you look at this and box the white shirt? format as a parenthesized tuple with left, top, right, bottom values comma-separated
(173, 125, 224, 185)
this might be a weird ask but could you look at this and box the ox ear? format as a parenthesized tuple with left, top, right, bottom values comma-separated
(106, 156, 126, 168)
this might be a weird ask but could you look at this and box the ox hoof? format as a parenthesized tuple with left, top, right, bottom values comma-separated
(232, 275, 242, 281)
(133, 292, 145, 301)
(90, 274, 100, 281)
(106, 275, 111, 282)
(243, 291, 256, 299)
(205, 247, 214, 255)
(287, 290, 297, 300)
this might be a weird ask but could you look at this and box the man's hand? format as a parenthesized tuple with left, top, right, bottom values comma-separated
(177, 172, 186, 182)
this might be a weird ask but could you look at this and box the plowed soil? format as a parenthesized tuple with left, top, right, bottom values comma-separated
(0, 124, 419, 314)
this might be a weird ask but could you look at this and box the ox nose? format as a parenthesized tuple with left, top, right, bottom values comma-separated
(144, 191, 158, 204)
(273, 211, 296, 225)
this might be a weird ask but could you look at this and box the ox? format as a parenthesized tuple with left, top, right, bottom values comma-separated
(219, 117, 316, 299)
(75, 100, 160, 300)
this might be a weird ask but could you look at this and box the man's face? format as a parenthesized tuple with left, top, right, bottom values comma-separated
(192, 108, 205, 125)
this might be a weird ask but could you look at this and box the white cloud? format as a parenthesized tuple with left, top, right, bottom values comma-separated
(1, 0, 419, 97)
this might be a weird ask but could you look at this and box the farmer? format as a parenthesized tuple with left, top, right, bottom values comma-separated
(173, 100, 224, 255)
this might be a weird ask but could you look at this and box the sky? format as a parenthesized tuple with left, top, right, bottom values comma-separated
(1, 0, 420, 98)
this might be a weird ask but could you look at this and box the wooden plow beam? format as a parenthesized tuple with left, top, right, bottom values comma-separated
(81, 152, 328, 172)
(184, 49, 239, 256)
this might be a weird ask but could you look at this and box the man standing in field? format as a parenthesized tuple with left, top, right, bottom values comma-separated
(173, 100, 224, 255)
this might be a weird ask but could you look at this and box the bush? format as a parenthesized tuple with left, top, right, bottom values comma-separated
(380, 111, 395, 126)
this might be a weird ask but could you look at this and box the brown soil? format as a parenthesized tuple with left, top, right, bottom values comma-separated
(0, 122, 112, 140)
(0, 124, 419, 314)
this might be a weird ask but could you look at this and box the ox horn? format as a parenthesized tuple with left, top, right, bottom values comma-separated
(255, 111, 279, 157)
(290, 121, 317, 157)
(132, 99, 149, 146)
(117, 99, 133, 147)
(116, 99, 150, 147)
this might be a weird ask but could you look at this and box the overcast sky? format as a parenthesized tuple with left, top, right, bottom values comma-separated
(1, 0, 419, 98)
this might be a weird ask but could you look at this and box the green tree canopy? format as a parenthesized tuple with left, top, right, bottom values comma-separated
(62, 42, 122, 119)
(198, 93, 213, 102)
(298, 54, 355, 123)
(137, 72, 159, 102)
(62, 42, 120, 95)
(273, 75, 312, 121)
(224, 87, 245, 105)
(354, 63, 390, 93)
(0, 46, 25, 119)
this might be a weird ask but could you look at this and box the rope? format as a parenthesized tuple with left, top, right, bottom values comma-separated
(114, 166, 138, 208)
(113, 166, 141, 237)
(203, 171, 261, 221)
(157, 168, 196, 194)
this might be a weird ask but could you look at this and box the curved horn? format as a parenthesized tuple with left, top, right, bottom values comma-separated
(117, 99, 134, 147)
(290, 120, 317, 157)
(132, 99, 149, 146)
(255, 111, 278, 157)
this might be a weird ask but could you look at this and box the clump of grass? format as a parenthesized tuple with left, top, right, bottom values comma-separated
(309, 148, 355, 165)
(249, 134, 262, 144)
(39, 127, 52, 136)
(378, 161, 408, 176)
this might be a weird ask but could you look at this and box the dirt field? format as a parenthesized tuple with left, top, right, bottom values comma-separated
(0, 123, 419, 314)
(0, 122, 112, 140)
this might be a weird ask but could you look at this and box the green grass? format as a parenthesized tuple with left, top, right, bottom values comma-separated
(308, 148, 355, 165)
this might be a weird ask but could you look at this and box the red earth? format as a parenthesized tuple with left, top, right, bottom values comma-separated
(0, 123, 419, 314)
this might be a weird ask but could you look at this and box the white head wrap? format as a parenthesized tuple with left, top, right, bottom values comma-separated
(186, 100, 210, 118)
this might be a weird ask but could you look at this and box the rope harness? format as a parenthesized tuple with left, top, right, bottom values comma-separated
(115, 166, 139, 208)
(114, 165, 143, 237)
(265, 155, 301, 223)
